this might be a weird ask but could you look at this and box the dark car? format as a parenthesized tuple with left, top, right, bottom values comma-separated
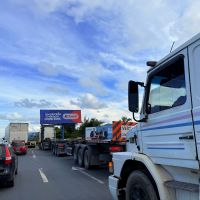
(12, 141, 27, 155)
(0, 143, 18, 187)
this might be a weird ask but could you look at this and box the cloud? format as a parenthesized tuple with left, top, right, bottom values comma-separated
(0, 112, 23, 121)
(70, 93, 107, 109)
(46, 84, 68, 95)
(1, 0, 200, 133)
(14, 98, 57, 108)
(37, 62, 65, 76)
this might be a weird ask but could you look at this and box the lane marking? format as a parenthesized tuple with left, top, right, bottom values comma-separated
(39, 168, 48, 183)
(31, 150, 36, 159)
(72, 167, 104, 184)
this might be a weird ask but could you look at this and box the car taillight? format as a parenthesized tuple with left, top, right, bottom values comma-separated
(109, 146, 123, 153)
(5, 147, 12, 165)
(58, 144, 64, 147)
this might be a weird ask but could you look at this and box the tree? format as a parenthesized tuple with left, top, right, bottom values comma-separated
(78, 117, 104, 138)
(55, 127, 61, 138)
(53, 118, 104, 139)
(120, 116, 132, 123)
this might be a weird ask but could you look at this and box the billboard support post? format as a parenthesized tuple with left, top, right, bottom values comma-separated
(61, 125, 65, 139)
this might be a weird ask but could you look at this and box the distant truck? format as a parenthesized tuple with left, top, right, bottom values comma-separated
(5, 123, 28, 144)
(39, 126, 55, 150)
(73, 121, 136, 169)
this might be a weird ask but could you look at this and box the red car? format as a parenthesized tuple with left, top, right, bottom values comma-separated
(12, 141, 27, 155)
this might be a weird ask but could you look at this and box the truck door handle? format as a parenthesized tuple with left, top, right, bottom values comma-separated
(179, 135, 194, 140)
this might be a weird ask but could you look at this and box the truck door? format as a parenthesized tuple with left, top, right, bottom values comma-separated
(188, 40, 200, 165)
(140, 48, 199, 169)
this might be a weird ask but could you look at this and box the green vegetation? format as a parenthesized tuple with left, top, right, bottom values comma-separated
(55, 117, 104, 139)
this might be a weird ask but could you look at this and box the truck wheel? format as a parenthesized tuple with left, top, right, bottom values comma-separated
(78, 149, 83, 166)
(73, 150, 78, 163)
(84, 150, 90, 169)
(126, 170, 158, 200)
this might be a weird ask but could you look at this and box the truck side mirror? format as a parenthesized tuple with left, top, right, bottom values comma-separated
(128, 81, 139, 113)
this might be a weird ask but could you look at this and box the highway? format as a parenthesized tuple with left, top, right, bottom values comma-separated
(0, 148, 112, 200)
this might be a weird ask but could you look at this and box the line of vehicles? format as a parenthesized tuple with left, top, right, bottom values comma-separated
(39, 122, 136, 170)
(1, 34, 200, 199)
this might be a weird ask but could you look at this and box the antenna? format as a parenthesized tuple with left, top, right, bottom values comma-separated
(170, 41, 175, 53)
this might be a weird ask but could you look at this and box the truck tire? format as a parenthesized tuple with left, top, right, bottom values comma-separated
(78, 149, 83, 166)
(84, 149, 90, 169)
(73, 150, 78, 163)
(126, 170, 158, 200)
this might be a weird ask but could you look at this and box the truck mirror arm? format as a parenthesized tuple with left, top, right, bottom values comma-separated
(132, 113, 147, 123)
(136, 81, 145, 88)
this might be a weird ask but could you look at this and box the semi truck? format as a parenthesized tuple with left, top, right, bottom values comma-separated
(5, 123, 28, 144)
(39, 126, 55, 150)
(73, 121, 136, 169)
(109, 33, 200, 200)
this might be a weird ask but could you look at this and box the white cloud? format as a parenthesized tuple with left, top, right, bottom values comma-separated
(1, 0, 200, 134)
(14, 98, 58, 108)
(70, 93, 107, 109)
(38, 62, 64, 76)
(5, 112, 23, 121)
(46, 84, 68, 95)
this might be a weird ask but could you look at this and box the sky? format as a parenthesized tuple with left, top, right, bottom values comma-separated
(0, 0, 200, 136)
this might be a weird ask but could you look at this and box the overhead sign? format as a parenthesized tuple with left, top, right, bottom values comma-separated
(40, 110, 81, 124)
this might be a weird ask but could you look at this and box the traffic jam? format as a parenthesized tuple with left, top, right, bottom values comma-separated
(1, 1, 200, 200)
(0, 111, 135, 200)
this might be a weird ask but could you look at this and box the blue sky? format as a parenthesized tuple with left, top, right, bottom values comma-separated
(0, 0, 200, 136)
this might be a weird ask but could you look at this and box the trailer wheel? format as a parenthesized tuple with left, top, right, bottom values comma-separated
(84, 150, 90, 169)
(73, 150, 78, 163)
(126, 170, 158, 200)
(78, 149, 83, 166)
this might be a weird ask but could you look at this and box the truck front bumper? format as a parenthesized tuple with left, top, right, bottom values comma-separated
(109, 175, 119, 200)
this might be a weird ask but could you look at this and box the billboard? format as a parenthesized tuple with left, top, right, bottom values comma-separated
(40, 110, 81, 124)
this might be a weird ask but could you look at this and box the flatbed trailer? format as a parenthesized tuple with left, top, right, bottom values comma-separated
(73, 122, 136, 170)
(73, 139, 126, 169)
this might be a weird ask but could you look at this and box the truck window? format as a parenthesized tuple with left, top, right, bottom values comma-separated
(148, 57, 186, 114)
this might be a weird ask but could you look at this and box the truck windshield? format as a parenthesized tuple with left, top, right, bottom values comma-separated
(148, 57, 186, 114)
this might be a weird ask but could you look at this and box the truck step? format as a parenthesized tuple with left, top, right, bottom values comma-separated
(164, 180, 199, 192)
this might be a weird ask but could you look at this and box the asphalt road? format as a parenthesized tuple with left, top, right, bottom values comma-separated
(0, 148, 112, 200)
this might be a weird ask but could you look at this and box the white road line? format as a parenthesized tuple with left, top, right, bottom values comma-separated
(39, 168, 48, 183)
(72, 167, 104, 184)
(31, 150, 36, 159)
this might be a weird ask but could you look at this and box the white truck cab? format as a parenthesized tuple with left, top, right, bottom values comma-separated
(109, 33, 200, 200)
